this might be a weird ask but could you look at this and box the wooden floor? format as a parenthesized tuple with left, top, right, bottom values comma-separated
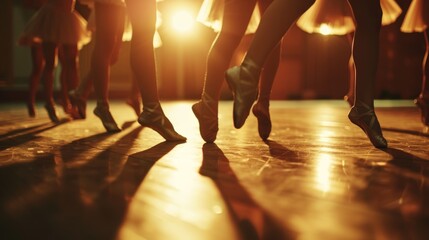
(0, 100, 428, 240)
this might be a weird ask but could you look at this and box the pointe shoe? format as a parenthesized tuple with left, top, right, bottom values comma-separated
(225, 61, 260, 129)
(27, 101, 36, 117)
(93, 104, 121, 133)
(343, 94, 354, 107)
(69, 90, 87, 119)
(126, 98, 141, 117)
(252, 101, 271, 140)
(44, 103, 60, 123)
(192, 99, 218, 143)
(414, 96, 429, 126)
(138, 104, 186, 142)
(348, 103, 387, 148)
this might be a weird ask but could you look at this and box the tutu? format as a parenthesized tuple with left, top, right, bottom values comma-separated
(19, 1, 91, 47)
(196, 0, 261, 34)
(297, 0, 402, 35)
(401, 0, 429, 33)
(79, 0, 125, 7)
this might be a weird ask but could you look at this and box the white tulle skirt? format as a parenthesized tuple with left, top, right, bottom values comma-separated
(19, 3, 91, 47)
(296, 0, 402, 35)
(401, 0, 429, 33)
(196, 0, 261, 34)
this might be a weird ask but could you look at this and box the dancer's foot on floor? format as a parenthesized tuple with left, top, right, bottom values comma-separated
(94, 103, 121, 133)
(192, 96, 218, 143)
(252, 101, 271, 140)
(69, 90, 87, 119)
(348, 102, 387, 148)
(27, 101, 36, 117)
(44, 103, 60, 123)
(138, 103, 186, 142)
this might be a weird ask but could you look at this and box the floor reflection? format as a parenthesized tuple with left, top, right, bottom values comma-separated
(1, 100, 429, 239)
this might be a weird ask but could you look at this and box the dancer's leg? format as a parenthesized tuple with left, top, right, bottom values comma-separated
(415, 29, 429, 125)
(225, 0, 315, 128)
(41, 41, 60, 123)
(27, 44, 45, 117)
(252, 0, 282, 140)
(59, 44, 80, 117)
(344, 33, 355, 107)
(91, 3, 124, 132)
(193, 0, 256, 142)
(347, 0, 387, 148)
(126, 0, 186, 141)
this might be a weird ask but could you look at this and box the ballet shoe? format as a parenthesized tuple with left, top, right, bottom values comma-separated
(225, 61, 260, 129)
(126, 98, 141, 117)
(343, 94, 354, 107)
(252, 101, 271, 140)
(65, 105, 81, 120)
(93, 104, 121, 133)
(27, 101, 36, 117)
(192, 98, 218, 143)
(414, 96, 429, 126)
(69, 90, 87, 119)
(62, 102, 80, 120)
(44, 103, 60, 123)
(348, 103, 387, 148)
(138, 104, 186, 142)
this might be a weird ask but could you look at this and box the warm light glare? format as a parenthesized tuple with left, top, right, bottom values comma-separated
(171, 10, 195, 33)
(318, 130, 334, 143)
(319, 23, 333, 35)
(315, 153, 333, 193)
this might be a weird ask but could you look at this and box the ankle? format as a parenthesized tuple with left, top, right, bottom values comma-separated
(97, 101, 109, 109)
(242, 58, 262, 83)
(142, 102, 161, 112)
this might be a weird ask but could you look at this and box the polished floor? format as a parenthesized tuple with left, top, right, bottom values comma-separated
(0, 100, 428, 240)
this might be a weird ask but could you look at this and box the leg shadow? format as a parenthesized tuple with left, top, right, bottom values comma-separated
(200, 143, 295, 240)
(0, 119, 68, 151)
(382, 127, 429, 139)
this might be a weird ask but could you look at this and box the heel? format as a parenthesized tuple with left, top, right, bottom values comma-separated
(348, 104, 387, 148)
(93, 104, 121, 133)
(138, 104, 186, 142)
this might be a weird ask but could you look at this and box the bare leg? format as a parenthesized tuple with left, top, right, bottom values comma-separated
(347, 0, 387, 148)
(252, 0, 282, 140)
(59, 44, 80, 118)
(193, 0, 256, 142)
(415, 29, 429, 125)
(126, 0, 186, 141)
(344, 33, 355, 107)
(27, 44, 45, 117)
(91, 3, 124, 132)
(41, 41, 59, 123)
(225, 0, 315, 128)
